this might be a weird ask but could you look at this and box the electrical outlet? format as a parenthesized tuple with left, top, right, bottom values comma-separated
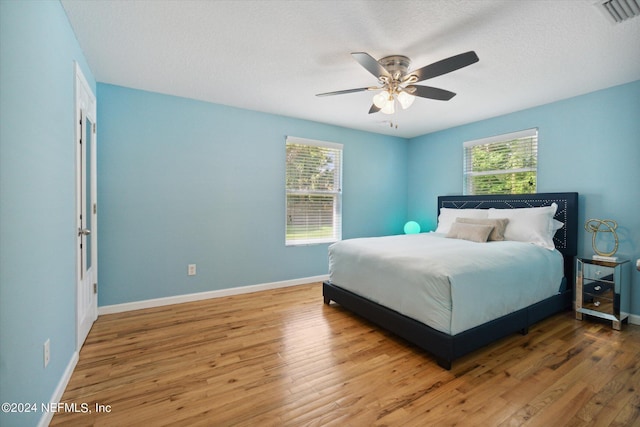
(188, 264, 196, 276)
(44, 339, 50, 368)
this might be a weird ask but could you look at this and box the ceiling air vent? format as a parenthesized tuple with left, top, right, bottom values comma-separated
(596, 0, 640, 23)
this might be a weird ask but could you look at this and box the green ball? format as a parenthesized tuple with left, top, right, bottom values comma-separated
(404, 221, 421, 234)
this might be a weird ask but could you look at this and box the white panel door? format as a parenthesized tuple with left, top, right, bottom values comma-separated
(75, 63, 97, 349)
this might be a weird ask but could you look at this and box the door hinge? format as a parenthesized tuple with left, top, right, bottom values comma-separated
(93, 283, 97, 294)
(93, 203, 97, 214)
(93, 123, 96, 133)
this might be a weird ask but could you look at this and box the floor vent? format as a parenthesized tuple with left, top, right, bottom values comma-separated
(596, 0, 640, 23)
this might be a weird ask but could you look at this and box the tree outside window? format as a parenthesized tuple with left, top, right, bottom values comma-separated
(285, 138, 342, 245)
(464, 129, 538, 195)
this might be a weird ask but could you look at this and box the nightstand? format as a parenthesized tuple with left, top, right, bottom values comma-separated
(575, 257, 630, 330)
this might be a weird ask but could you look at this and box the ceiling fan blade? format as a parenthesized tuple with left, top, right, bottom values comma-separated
(409, 85, 456, 101)
(316, 87, 371, 97)
(410, 51, 479, 83)
(351, 52, 391, 79)
(368, 104, 381, 114)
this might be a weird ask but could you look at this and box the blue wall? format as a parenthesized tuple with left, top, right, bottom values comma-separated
(408, 80, 640, 314)
(0, 1, 96, 426)
(96, 84, 408, 306)
(1, 2, 638, 424)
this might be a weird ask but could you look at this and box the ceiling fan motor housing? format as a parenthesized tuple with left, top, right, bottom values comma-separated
(378, 55, 412, 80)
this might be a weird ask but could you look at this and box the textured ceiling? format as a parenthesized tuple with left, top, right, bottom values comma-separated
(61, 0, 640, 138)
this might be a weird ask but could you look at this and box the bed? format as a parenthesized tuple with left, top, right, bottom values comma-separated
(323, 192, 578, 369)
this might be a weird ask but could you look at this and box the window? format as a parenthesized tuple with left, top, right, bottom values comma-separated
(463, 128, 538, 195)
(286, 137, 342, 245)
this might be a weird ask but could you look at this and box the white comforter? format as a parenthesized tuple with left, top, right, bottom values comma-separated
(328, 233, 564, 335)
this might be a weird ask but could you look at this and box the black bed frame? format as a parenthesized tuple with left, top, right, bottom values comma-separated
(323, 192, 579, 370)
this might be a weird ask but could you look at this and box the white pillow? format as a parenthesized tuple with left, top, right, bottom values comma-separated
(551, 219, 564, 233)
(487, 203, 558, 249)
(435, 208, 489, 233)
(548, 218, 565, 244)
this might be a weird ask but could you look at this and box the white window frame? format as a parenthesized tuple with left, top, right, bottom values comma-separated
(463, 128, 538, 195)
(285, 136, 343, 246)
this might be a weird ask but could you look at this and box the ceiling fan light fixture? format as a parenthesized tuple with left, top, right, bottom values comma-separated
(397, 90, 415, 109)
(380, 98, 395, 114)
(373, 90, 390, 108)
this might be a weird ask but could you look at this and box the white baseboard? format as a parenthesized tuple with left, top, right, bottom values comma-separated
(38, 350, 79, 427)
(629, 314, 640, 326)
(98, 274, 329, 315)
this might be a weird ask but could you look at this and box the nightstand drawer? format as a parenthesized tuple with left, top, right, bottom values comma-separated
(581, 295, 614, 314)
(582, 263, 614, 281)
(582, 280, 614, 296)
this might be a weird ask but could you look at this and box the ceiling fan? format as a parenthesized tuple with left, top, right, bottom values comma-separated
(316, 51, 479, 115)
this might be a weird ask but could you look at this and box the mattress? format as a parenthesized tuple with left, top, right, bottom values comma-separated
(328, 232, 564, 335)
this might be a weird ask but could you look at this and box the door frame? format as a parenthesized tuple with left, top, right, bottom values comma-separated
(75, 62, 97, 350)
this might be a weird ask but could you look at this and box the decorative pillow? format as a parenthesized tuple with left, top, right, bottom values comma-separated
(487, 203, 558, 249)
(446, 222, 494, 243)
(435, 208, 489, 234)
(456, 217, 509, 241)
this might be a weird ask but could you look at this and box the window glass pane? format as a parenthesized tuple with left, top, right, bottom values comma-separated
(85, 117, 92, 269)
(467, 171, 537, 195)
(286, 194, 337, 241)
(469, 141, 536, 172)
(285, 137, 342, 245)
(464, 129, 537, 195)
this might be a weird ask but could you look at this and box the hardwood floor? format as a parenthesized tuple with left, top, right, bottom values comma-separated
(52, 283, 640, 426)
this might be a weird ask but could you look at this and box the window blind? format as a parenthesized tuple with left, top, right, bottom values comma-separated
(285, 136, 342, 245)
(463, 128, 538, 195)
